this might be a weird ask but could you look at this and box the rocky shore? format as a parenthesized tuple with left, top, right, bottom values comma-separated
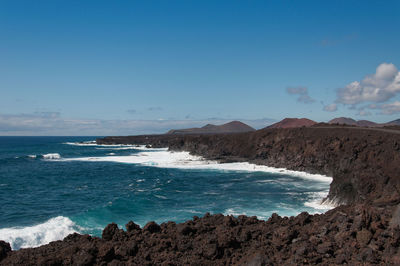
(2, 124, 400, 265)
(98, 124, 400, 205)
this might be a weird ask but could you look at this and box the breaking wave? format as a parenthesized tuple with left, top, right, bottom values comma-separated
(0, 216, 80, 250)
(42, 153, 61, 160)
(60, 149, 332, 183)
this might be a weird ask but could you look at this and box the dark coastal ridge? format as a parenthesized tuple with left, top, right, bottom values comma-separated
(167, 121, 255, 135)
(3, 121, 400, 265)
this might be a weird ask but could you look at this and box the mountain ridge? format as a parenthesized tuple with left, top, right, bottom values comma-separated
(167, 120, 255, 134)
(267, 118, 317, 129)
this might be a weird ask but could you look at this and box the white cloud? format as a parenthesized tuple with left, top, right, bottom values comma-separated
(357, 110, 371, 116)
(336, 63, 400, 105)
(379, 101, 400, 115)
(323, 103, 337, 112)
(286, 87, 315, 104)
(0, 113, 275, 136)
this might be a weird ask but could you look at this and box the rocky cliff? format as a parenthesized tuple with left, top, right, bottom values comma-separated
(98, 125, 400, 205)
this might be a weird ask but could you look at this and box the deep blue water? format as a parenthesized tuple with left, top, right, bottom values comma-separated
(0, 136, 331, 250)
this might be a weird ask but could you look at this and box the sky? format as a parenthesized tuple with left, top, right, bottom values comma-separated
(1, 0, 400, 135)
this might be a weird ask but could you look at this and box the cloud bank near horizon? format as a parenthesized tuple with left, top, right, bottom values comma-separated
(0, 113, 275, 136)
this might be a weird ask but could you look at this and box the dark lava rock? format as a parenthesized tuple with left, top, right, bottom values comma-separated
(125, 221, 141, 232)
(143, 221, 161, 233)
(2, 205, 400, 265)
(97, 125, 400, 205)
(102, 223, 119, 241)
(0, 241, 11, 261)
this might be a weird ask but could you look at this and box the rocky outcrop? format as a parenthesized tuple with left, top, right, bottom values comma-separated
(2, 204, 400, 265)
(98, 125, 400, 206)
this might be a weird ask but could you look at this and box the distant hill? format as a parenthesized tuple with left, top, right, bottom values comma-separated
(329, 117, 378, 127)
(356, 120, 378, 127)
(267, 118, 317, 129)
(167, 121, 255, 134)
(387, 119, 400, 126)
(329, 117, 358, 126)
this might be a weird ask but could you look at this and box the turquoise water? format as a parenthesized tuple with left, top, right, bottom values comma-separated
(0, 137, 331, 250)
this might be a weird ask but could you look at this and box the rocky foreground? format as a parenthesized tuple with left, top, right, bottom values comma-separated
(1, 204, 400, 265)
(2, 124, 400, 265)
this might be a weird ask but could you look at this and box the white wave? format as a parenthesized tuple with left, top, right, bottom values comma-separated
(42, 153, 61, 160)
(224, 208, 247, 216)
(96, 147, 137, 150)
(61, 150, 332, 183)
(154, 194, 168, 199)
(107, 153, 116, 155)
(64, 141, 148, 149)
(0, 216, 80, 250)
(27, 155, 37, 159)
(304, 191, 336, 211)
(63, 141, 98, 146)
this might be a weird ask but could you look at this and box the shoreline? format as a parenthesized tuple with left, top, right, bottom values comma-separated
(2, 126, 400, 264)
(1, 142, 333, 251)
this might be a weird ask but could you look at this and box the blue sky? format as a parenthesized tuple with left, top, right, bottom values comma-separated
(1, 0, 400, 135)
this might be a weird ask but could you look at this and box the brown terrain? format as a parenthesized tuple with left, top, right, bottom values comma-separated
(167, 121, 255, 135)
(267, 118, 316, 128)
(3, 121, 400, 265)
(328, 117, 400, 127)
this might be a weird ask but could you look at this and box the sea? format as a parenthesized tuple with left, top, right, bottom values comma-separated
(0, 136, 334, 250)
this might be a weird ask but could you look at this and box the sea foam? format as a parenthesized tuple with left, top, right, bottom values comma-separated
(59, 147, 334, 212)
(61, 149, 332, 183)
(0, 216, 80, 250)
(42, 153, 61, 160)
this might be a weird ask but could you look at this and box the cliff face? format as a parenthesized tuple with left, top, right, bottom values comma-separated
(98, 126, 400, 205)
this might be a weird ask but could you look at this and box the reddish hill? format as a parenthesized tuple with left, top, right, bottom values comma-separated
(167, 121, 255, 134)
(267, 118, 317, 129)
(328, 117, 358, 126)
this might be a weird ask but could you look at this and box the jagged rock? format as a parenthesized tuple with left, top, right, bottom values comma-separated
(125, 221, 141, 232)
(0, 206, 399, 265)
(357, 229, 372, 246)
(143, 221, 161, 233)
(0, 241, 11, 261)
(102, 223, 119, 241)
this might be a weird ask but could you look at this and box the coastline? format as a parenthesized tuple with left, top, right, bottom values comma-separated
(2, 126, 400, 264)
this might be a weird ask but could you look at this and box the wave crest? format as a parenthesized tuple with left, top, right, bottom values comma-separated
(42, 153, 61, 160)
(61, 150, 332, 183)
(0, 216, 80, 250)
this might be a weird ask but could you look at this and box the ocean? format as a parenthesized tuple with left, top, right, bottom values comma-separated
(0, 136, 333, 250)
